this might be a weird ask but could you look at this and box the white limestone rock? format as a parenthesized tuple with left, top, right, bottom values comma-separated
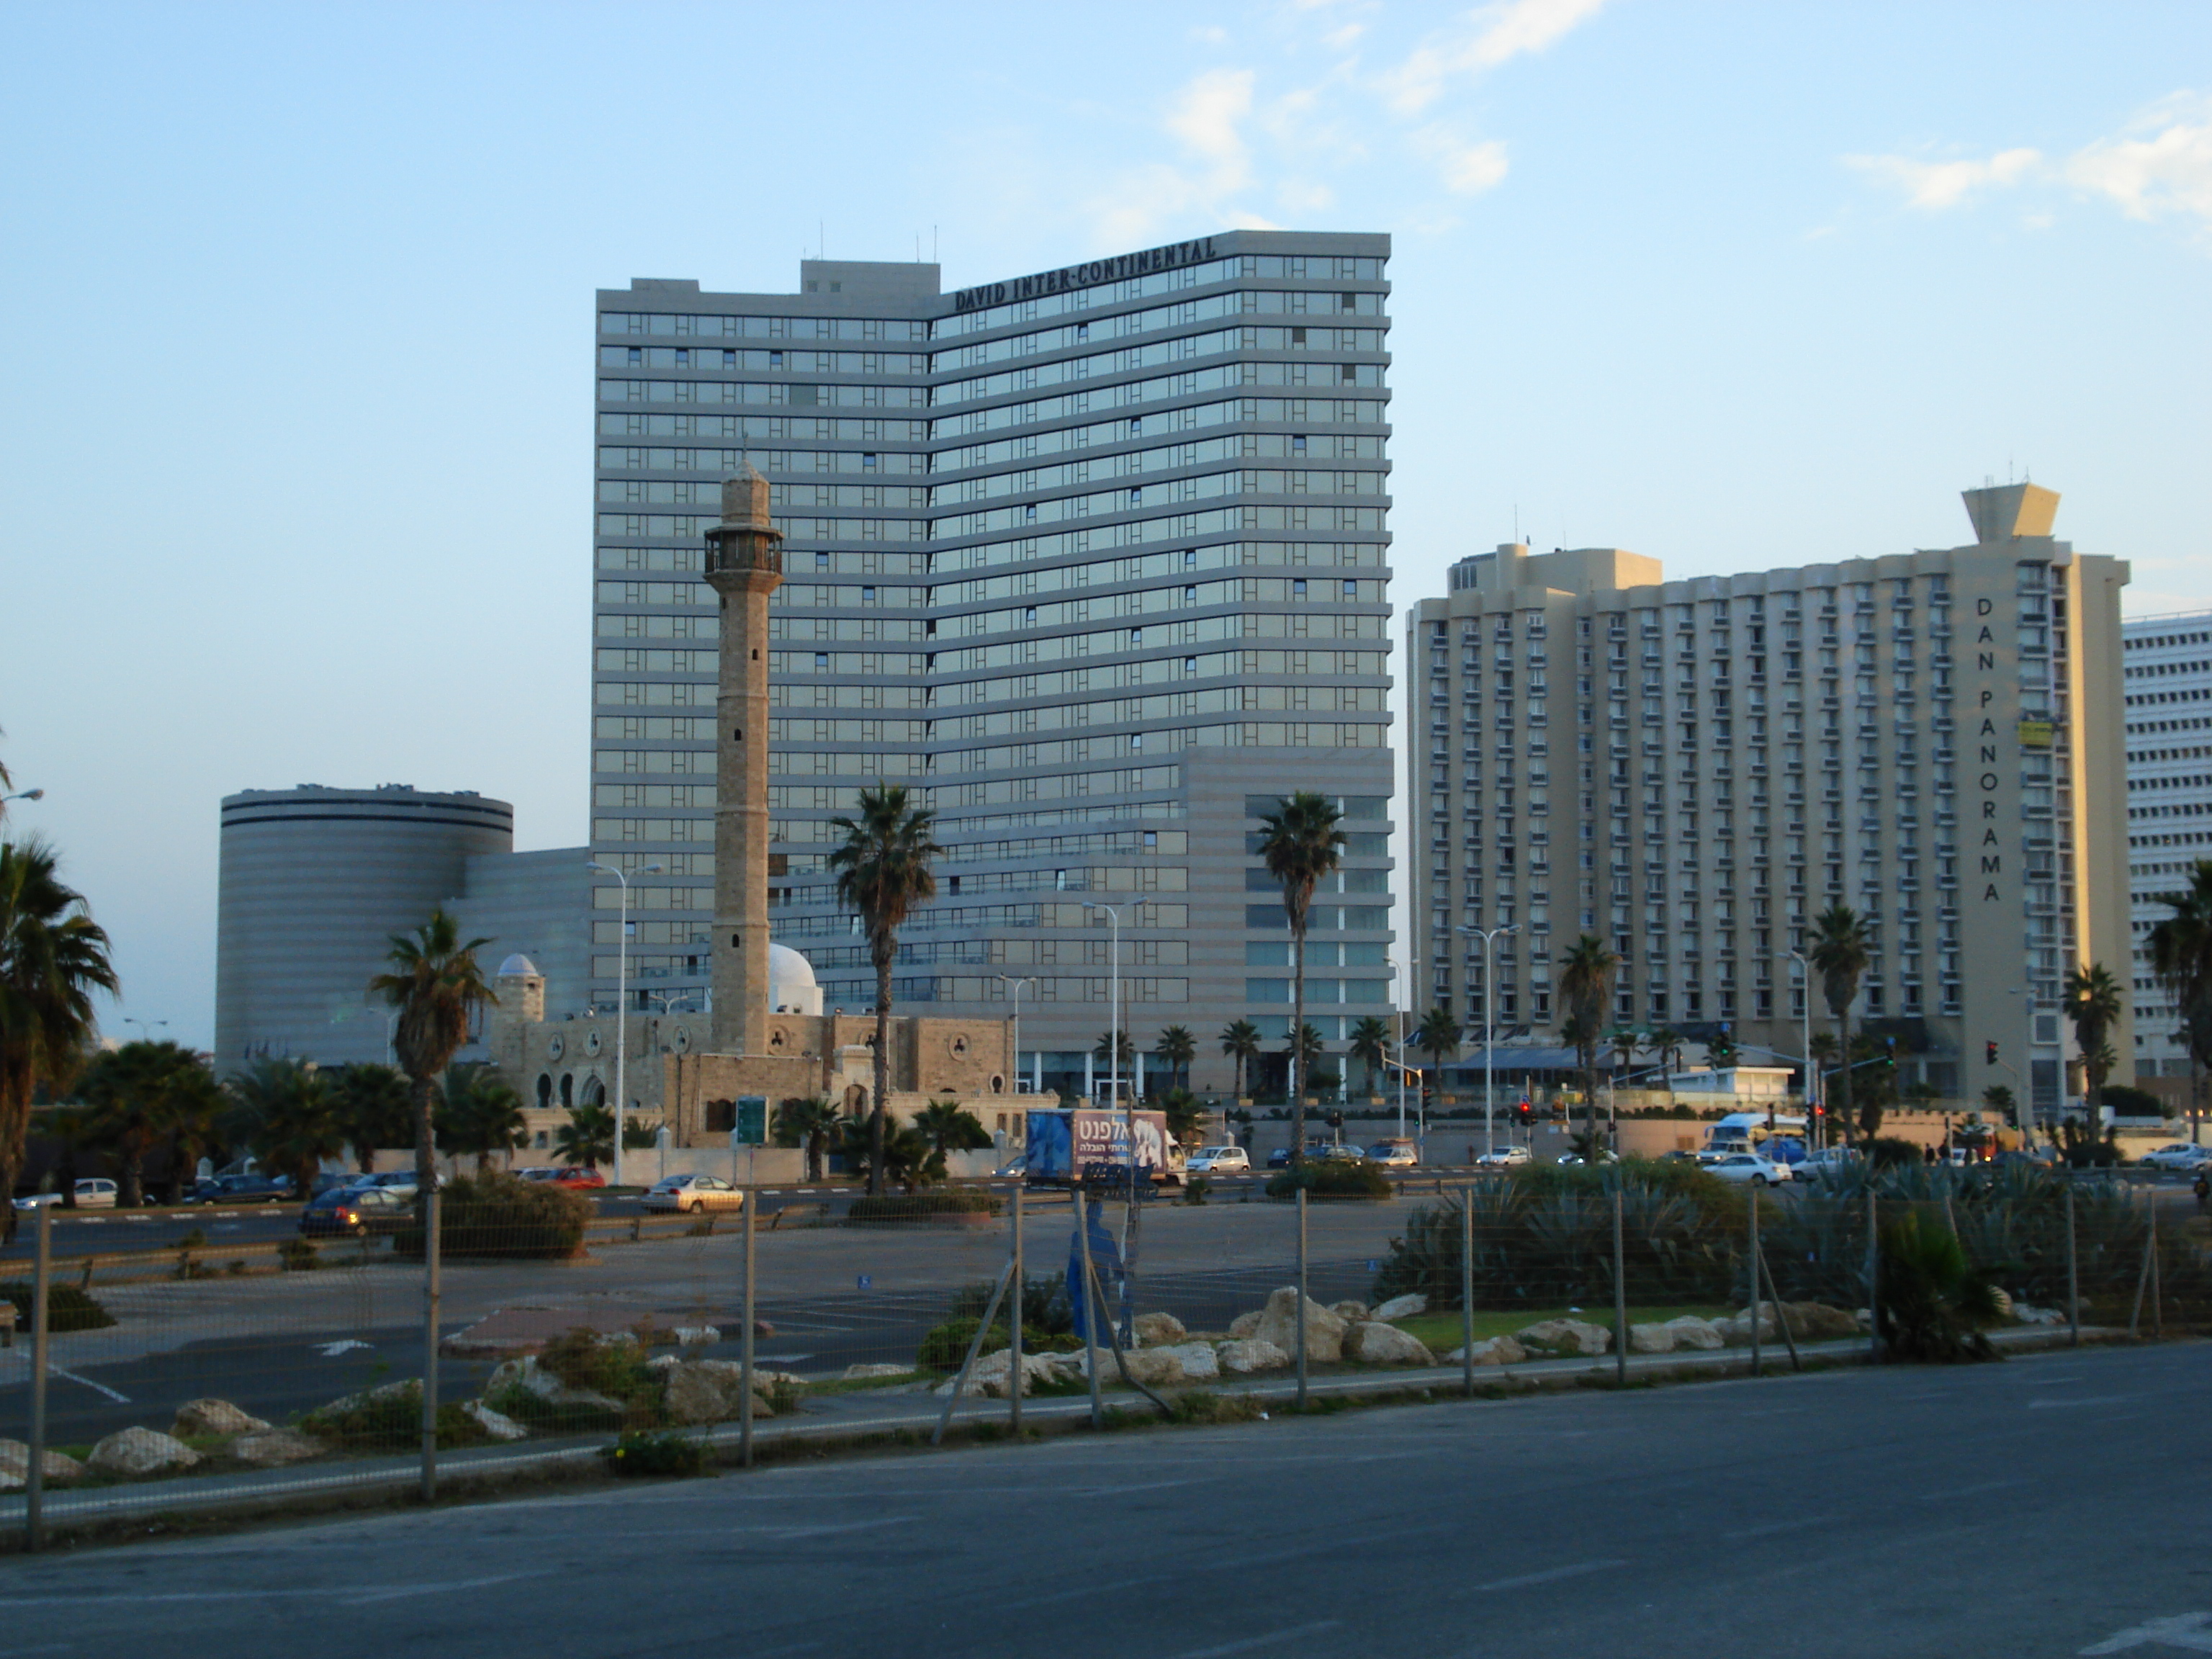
(1371, 1293, 1429, 1322)
(0, 1438, 85, 1490)
(1215, 1338, 1292, 1374)
(1627, 1323, 1677, 1355)
(1445, 1335, 1527, 1367)
(462, 1400, 529, 1441)
(488, 1355, 626, 1416)
(1158, 1340, 1221, 1381)
(1348, 1321, 1436, 1366)
(1254, 1287, 1347, 1362)
(230, 1428, 325, 1467)
(673, 1325, 721, 1347)
(1133, 1311, 1188, 1347)
(1663, 1316, 1725, 1351)
(171, 1398, 271, 1439)
(1228, 1310, 1264, 1339)
(1329, 1300, 1370, 1323)
(842, 1362, 914, 1382)
(1514, 1318, 1613, 1357)
(662, 1358, 774, 1424)
(89, 1426, 202, 1478)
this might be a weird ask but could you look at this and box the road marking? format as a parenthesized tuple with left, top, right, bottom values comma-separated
(2080, 1611, 2212, 1653)
(1725, 1514, 1838, 1540)
(315, 1339, 372, 1357)
(2031, 1395, 2134, 1409)
(52, 1367, 130, 1403)
(1169, 1622, 1342, 1658)
(1917, 1479, 2022, 1502)
(1467, 1560, 1627, 1593)
(0, 1573, 549, 1609)
(125, 1215, 151, 1223)
(341, 1573, 552, 1604)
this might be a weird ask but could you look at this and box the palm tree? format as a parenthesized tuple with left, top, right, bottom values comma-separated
(832, 1115, 944, 1195)
(914, 1098, 992, 1161)
(1648, 1025, 1689, 1115)
(1092, 1029, 1136, 1093)
(437, 1063, 527, 1172)
(827, 784, 943, 1197)
(770, 1096, 840, 1182)
(1158, 1086, 1206, 1150)
(1152, 1025, 1196, 1095)
(1349, 1015, 1393, 1098)
(1254, 792, 1346, 1161)
(329, 1062, 412, 1174)
(0, 838, 118, 1242)
(1415, 1006, 1462, 1119)
(1558, 934, 1620, 1151)
(1607, 1028, 1642, 1092)
(36, 1102, 96, 1209)
(1807, 902, 1874, 1140)
(226, 1058, 346, 1198)
(368, 908, 497, 1202)
(2148, 860, 2212, 1146)
(2063, 961, 2124, 1120)
(554, 1102, 616, 1171)
(79, 1039, 220, 1208)
(1220, 1019, 1262, 1101)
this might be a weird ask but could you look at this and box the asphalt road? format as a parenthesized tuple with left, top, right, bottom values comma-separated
(0, 1340, 2204, 1656)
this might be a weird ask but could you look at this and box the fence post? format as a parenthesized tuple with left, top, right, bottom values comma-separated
(26, 1202, 51, 1552)
(1748, 1189, 1763, 1378)
(2064, 1184, 2080, 1349)
(1074, 1189, 1102, 1429)
(1009, 1184, 1023, 1438)
(421, 1185, 441, 1504)
(740, 1187, 755, 1468)
(1865, 1185, 1880, 1362)
(1295, 1187, 1308, 1412)
(1611, 1189, 1627, 1386)
(1460, 1185, 1475, 1399)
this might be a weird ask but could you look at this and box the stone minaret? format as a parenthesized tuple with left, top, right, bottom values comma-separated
(703, 467, 783, 1056)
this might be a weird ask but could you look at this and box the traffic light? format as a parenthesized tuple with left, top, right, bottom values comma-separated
(1883, 1037, 1897, 1069)
(1986, 1040, 1999, 1065)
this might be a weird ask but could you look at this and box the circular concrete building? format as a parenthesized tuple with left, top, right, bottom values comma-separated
(215, 786, 514, 1074)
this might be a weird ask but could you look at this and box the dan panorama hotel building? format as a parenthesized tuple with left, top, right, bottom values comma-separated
(1408, 484, 2131, 1120)
(590, 232, 1398, 1097)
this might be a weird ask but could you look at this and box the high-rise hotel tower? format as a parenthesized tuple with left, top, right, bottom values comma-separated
(590, 233, 1397, 1097)
(1408, 485, 2131, 1121)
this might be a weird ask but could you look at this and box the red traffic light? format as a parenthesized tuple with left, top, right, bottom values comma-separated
(1985, 1040, 1998, 1064)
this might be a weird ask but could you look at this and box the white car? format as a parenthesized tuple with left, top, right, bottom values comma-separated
(2139, 1143, 2212, 1171)
(1475, 1146, 1532, 1167)
(1366, 1140, 1419, 1167)
(13, 1178, 119, 1211)
(1796, 1148, 1863, 1179)
(1184, 1146, 1251, 1175)
(1706, 1153, 1791, 1186)
(642, 1173, 747, 1214)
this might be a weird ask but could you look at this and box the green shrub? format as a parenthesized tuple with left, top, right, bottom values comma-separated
(1877, 1212, 2002, 1362)
(1265, 1160, 1393, 1200)
(948, 1274, 1074, 1337)
(394, 1172, 590, 1259)
(538, 1326, 665, 1422)
(1865, 1136, 1923, 1169)
(602, 1429, 714, 1478)
(279, 1237, 320, 1271)
(0, 1280, 116, 1333)
(847, 1191, 1001, 1221)
(914, 1316, 1080, 1372)
(298, 1382, 490, 1450)
(1182, 1176, 1211, 1206)
(176, 1226, 207, 1249)
(2098, 1083, 2167, 1120)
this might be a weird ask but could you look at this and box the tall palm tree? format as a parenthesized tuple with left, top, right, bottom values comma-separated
(1648, 1025, 1689, 1115)
(827, 784, 943, 1197)
(1808, 902, 1874, 1140)
(0, 838, 118, 1241)
(1415, 1005, 1463, 1119)
(770, 1096, 840, 1182)
(1607, 1027, 1642, 1091)
(2063, 961, 2125, 1119)
(226, 1058, 346, 1198)
(437, 1063, 527, 1172)
(80, 1040, 222, 1206)
(329, 1062, 412, 1174)
(1220, 1019, 1262, 1101)
(913, 1099, 992, 1160)
(2148, 860, 2212, 1146)
(1092, 1029, 1136, 1091)
(1349, 1015, 1393, 1098)
(1153, 1025, 1196, 1094)
(1558, 934, 1620, 1152)
(554, 1102, 616, 1171)
(1255, 792, 1346, 1160)
(368, 908, 498, 1202)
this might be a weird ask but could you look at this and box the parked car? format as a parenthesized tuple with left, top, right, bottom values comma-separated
(1795, 1148, 1863, 1181)
(1186, 1146, 1251, 1175)
(1557, 1151, 1619, 1166)
(1267, 1147, 1295, 1169)
(187, 1172, 292, 1205)
(298, 1184, 413, 1237)
(550, 1166, 607, 1190)
(992, 1156, 1028, 1178)
(514, 1166, 557, 1182)
(1366, 1139, 1419, 1167)
(352, 1172, 426, 1200)
(1707, 1152, 1791, 1186)
(1475, 1146, 1532, 1167)
(642, 1173, 747, 1214)
(2139, 1143, 2212, 1171)
(13, 1178, 119, 1211)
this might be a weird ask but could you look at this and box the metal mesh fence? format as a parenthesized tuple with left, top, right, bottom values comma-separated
(4, 1160, 2205, 1545)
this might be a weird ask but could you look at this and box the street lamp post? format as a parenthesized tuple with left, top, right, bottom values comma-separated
(2013, 986, 2039, 1152)
(1460, 924, 1520, 1159)
(1786, 950, 1817, 1151)
(1, 788, 43, 808)
(994, 974, 1038, 1098)
(588, 858, 662, 1187)
(1388, 953, 1407, 1139)
(1081, 901, 1143, 1125)
(123, 1017, 167, 1046)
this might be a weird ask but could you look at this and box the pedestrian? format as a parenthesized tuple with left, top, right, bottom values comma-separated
(2193, 1169, 2208, 1215)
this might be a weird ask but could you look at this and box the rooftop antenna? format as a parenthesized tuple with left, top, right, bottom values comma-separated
(933, 225, 939, 264)
(819, 220, 824, 260)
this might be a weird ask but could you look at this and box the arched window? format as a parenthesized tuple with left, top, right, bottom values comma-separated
(536, 1074, 552, 1110)
(560, 1073, 574, 1107)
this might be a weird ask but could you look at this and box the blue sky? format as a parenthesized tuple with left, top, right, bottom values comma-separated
(4, 1, 2207, 1048)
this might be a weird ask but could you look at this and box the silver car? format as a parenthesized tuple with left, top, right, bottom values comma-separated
(13, 1178, 118, 1211)
(642, 1173, 747, 1214)
(1707, 1153, 1791, 1186)
(1184, 1146, 1251, 1174)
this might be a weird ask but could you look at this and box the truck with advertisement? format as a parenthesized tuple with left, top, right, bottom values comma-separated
(1022, 1108, 1182, 1188)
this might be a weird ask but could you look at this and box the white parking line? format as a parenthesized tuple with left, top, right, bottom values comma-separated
(1467, 1560, 1627, 1594)
(1169, 1624, 1342, 1658)
(52, 1367, 130, 1404)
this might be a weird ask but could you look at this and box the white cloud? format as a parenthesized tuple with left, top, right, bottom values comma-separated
(1164, 67, 1257, 186)
(1413, 126, 1510, 194)
(1189, 24, 1228, 45)
(1382, 0, 1610, 116)
(1847, 92, 2212, 238)
(1843, 147, 2043, 210)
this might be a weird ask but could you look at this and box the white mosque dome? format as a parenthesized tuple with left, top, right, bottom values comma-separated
(768, 942, 823, 1016)
(496, 953, 541, 978)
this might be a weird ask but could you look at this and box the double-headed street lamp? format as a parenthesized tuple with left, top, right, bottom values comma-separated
(1784, 949, 1818, 1149)
(994, 974, 1038, 1098)
(588, 858, 662, 1187)
(1460, 923, 1520, 1159)
(1081, 899, 1146, 1121)
(123, 1017, 167, 1046)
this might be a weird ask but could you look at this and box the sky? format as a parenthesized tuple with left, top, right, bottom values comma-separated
(3, 0, 2208, 1049)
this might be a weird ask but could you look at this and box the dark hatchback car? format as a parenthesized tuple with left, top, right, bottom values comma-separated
(188, 1173, 293, 1205)
(298, 1184, 412, 1237)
